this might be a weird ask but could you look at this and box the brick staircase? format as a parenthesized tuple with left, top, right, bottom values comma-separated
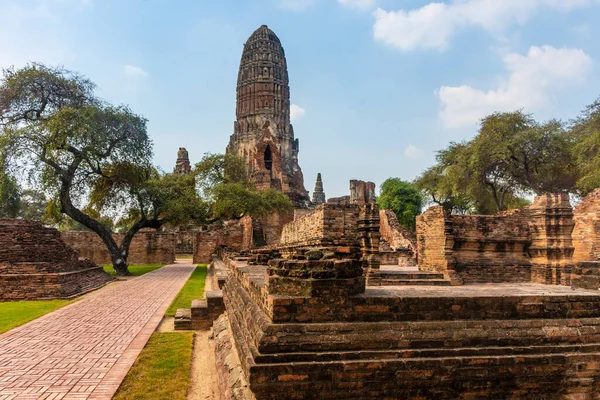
(380, 265, 451, 286)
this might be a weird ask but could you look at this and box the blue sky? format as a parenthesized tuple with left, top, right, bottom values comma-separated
(1, 0, 599, 198)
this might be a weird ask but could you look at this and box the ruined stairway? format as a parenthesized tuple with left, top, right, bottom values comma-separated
(380, 265, 451, 286)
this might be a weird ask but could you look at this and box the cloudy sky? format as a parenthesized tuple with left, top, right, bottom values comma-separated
(1, 0, 599, 197)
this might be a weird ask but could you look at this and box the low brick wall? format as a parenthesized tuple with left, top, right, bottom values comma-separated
(61, 231, 175, 265)
(416, 194, 575, 284)
(279, 203, 360, 247)
(193, 222, 244, 264)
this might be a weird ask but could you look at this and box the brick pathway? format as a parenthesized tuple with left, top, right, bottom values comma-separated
(0, 263, 195, 400)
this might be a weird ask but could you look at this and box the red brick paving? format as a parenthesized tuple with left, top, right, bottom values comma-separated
(0, 263, 195, 400)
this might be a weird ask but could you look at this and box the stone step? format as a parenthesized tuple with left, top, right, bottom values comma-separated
(381, 279, 451, 286)
(254, 343, 600, 364)
(174, 308, 192, 330)
(380, 272, 445, 280)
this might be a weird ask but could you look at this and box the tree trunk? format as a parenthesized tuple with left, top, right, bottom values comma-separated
(57, 168, 131, 276)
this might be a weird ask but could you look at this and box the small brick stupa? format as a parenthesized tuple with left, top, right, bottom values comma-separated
(0, 219, 113, 300)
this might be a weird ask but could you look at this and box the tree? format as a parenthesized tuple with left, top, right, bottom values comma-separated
(0, 64, 293, 275)
(0, 165, 20, 218)
(377, 178, 423, 230)
(194, 153, 293, 221)
(0, 63, 163, 275)
(571, 98, 600, 195)
(415, 110, 574, 215)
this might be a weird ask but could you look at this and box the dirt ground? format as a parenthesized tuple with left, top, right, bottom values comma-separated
(188, 330, 221, 399)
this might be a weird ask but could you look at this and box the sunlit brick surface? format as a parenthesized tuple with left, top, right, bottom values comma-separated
(0, 263, 194, 400)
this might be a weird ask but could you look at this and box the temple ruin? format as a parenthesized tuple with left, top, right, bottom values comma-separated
(168, 25, 600, 399)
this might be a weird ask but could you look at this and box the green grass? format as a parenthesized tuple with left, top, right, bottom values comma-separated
(165, 265, 207, 317)
(113, 332, 194, 400)
(0, 300, 73, 334)
(103, 264, 164, 277)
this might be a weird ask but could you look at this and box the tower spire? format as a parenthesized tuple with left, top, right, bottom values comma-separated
(312, 173, 326, 206)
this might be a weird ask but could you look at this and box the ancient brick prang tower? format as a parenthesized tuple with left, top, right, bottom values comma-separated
(174, 147, 191, 174)
(227, 25, 309, 208)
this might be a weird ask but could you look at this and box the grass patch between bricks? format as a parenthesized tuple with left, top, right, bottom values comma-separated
(103, 264, 164, 277)
(165, 264, 207, 317)
(0, 300, 73, 334)
(113, 332, 194, 400)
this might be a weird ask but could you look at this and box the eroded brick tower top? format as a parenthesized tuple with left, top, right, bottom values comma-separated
(227, 25, 309, 208)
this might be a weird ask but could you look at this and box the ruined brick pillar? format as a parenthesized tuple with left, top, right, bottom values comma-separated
(351, 180, 381, 286)
(266, 258, 365, 298)
(527, 193, 575, 285)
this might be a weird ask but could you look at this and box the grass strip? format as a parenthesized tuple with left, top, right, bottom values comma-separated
(103, 264, 164, 277)
(113, 332, 195, 400)
(0, 300, 73, 334)
(165, 265, 207, 317)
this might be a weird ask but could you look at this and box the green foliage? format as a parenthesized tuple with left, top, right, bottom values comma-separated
(0, 167, 20, 217)
(416, 110, 574, 214)
(571, 98, 600, 195)
(377, 178, 423, 230)
(194, 153, 293, 221)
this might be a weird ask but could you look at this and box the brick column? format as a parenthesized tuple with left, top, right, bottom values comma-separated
(528, 193, 575, 285)
(358, 203, 382, 286)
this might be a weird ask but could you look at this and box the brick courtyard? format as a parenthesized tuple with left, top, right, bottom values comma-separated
(0, 263, 195, 400)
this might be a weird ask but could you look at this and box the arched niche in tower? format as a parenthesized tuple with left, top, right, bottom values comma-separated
(264, 145, 273, 171)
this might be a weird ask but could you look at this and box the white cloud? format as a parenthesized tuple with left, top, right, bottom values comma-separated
(373, 0, 598, 51)
(404, 144, 423, 159)
(123, 64, 149, 78)
(338, 0, 376, 10)
(438, 45, 592, 128)
(290, 104, 306, 121)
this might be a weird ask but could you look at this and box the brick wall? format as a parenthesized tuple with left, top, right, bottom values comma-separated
(416, 206, 531, 284)
(379, 210, 416, 251)
(279, 203, 360, 247)
(0, 219, 113, 300)
(61, 230, 175, 265)
(193, 221, 244, 264)
(416, 194, 575, 285)
(573, 189, 600, 262)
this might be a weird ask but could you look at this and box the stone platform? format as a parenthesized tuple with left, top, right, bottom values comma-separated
(218, 255, 600, 399)
(0, 219, 113, 300)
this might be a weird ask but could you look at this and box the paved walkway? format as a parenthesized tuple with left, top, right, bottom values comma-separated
(0, 263, 195, 400)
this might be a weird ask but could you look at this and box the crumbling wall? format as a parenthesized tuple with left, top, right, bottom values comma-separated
(416, 194, 576, 285)
(379, 209, 417, 251)
(1, 219, 113, 300)
(416, 206, 452, 276)
(572, 189, 600, 262)
(193, 221, 244, 264)
(61, 230, 175, 265)
(279, 203, 360, 247)
(417, 207, 531, 284)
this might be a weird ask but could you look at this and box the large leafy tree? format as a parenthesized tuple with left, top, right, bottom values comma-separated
(0, 63, 159, 274)
(571, 98, 600, 195)
(415, 110, 574, 214)
(0, 63, 293, 275)
(377, 178, 423, 230)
